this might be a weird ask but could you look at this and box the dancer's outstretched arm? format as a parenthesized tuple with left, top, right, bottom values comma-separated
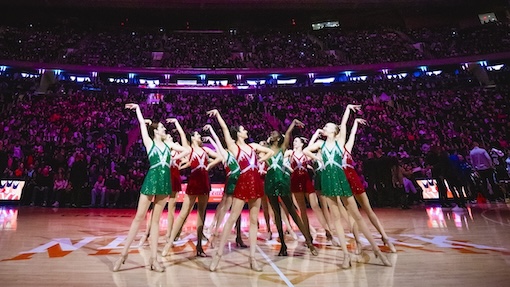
(282, 119, 304, 151)
(125, 103, 151, 150)
(344, 118, 368, 153)
(203, 124, 228, 160)
(207, 109, 236, 151)
(338, 104, 361, 148)
(166, 118, 190, 149)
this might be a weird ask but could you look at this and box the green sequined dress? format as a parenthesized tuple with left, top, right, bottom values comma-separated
(224, 151, 240, 195)
(264, 150, 291, 196)
(320, 141, 352, 197)
(140, 142, 172, 195)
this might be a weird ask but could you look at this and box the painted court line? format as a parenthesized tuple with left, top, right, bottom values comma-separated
(256, 245, 295, 287)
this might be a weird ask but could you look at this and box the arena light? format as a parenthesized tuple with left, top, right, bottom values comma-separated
(387, 73, 408, 79)
(486, 64, 504, 71)
(313, 77, 335, 84)
(344, 71, 352, 77)
(270, 74, 279, 80)
(351, 76, 367, 81)
(108, 78, 128, 83)
(76, 77, 90, 82)
(426, 70, 442, 76)
(207, 80, 228, 86)
(419, 66, 428, 72)
(0, 66, 7, 72)
(21, 73, 38, 78)
(277, 79, 297, 85)
(247, 80, 266, 86)
(199, 74, 206, 81)
(177, 80, 198, 86)
(54, 69, 62, 76)
(478, 61, 488, 67)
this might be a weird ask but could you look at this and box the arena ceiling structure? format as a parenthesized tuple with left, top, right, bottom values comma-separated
(0, 0, 493, 9)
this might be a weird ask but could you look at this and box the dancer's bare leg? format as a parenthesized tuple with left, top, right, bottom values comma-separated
(165, 192, 178, 238)
(148, 195, 168, 271)
(113, 194, 154, 271)
(196, 194, 209, 256)
(324, 196, 351, 269)
(307, 192, 333, 238)
(341, 196, 392, 266)
(210, 198, 262, 271)
(261, 195, 273, 240)
(354, 193, 396, 252)
(162, 194, 197, 256)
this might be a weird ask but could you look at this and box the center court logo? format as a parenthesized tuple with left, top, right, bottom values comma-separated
(1, 234, 509, 261)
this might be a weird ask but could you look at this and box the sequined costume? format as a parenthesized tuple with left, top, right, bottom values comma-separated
(264, 149, 291, 196)
(290, 151, 314, 194)
(170, 151, 182, 192)
(312, 160, 322, 191)
(343, 150, 365, 195)
(233, 144, 264, 200)
(320, 141, 352, 197)
(224, 151, 240, 195)
(140, 142, 172, 195)
(185, 147, 210, 196)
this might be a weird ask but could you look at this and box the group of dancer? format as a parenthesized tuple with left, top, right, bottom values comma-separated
(112, 103, 395, 273)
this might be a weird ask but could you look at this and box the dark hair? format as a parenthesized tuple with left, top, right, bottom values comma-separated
(147, 121, 160, 139)
(230, 126, 241, 141)
(186, 131, 202, 146)
(296, 137, 308, 144)
(269, 130, 284, 147)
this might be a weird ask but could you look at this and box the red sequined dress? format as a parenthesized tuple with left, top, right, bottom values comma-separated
(233, 144, 264, 201)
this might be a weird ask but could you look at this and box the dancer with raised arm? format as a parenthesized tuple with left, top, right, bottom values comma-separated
(304, 110, 391, 269)
(207, 109, 274, 272)
(342, 117, 397, 253)
(265, 120, 318, 257)
(161, 118, 222, 257)
(202, 124, 246, 249)
(113, 103, 188, 272)
(139, 132, 185, 247)
(284, 136, 334, 244)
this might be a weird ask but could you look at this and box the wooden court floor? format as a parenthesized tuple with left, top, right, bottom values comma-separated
(1, 202, 510, 287)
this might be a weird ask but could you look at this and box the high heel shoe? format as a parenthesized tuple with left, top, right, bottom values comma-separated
(209, 233, 216, 249)
(138, 234, 149, 247)
(278, 243, 288, 256)
(113, 253, 128, 272)
(209, 253, 222, 272)
(355, 240, 363, 255)
(236, 237, 248, 248)
(149, 257, 165, 272)
(325, 229, 333, 241)
(307, 243, 319, 256)
(382, 237, 397, 253)
(196, 246, 208, 257)
(374, 249, 392, 267)
(341, 253, 352, 269)
(161, 242, 173, 257)
(249, 257, 262, 272)
(289, 230, 298, 241)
